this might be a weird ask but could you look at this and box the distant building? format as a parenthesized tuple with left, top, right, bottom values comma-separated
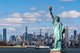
(45, 32, 48, 38)
(0, 34, 2, 41)
(33, 32, 36, 38)
(16, 35, 23, 45)
(28, 34, 33, 44)
(3, 28, 7, 42)
(71, 35, 74, 41)
(37, 29, 42, 39)
(74, 30, 77, 39)
(78, 33, 80, 47)
(40, 29, 42, 36)
(73, 30, 78, 44)
(25, 26, 28, 41)
(74, 30, 79, 46)
(9, 35, 16, 44)
(64, 26, 69, 47)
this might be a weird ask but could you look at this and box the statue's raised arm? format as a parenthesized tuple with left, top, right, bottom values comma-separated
(49, 6, 55, 21)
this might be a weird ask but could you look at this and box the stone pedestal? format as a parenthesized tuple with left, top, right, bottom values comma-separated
(50, 49, 65, 53)
(50, 50, 61, 53)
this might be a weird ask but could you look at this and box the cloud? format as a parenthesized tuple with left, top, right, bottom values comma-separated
(0, 27, 15, 31)
(28, 26, 53, 34)
(7, 27, 16, 31)
(0, 12, 42, 26)
(45, 13, 52, 21)
(39, 27, 52, 30)
(29, 27, 53, 32)
(69, 27, 80, 30)
(58, 10, 80, 18)
(23, 12, 41, 22)
(7, 13, 24, 24)
(6, 18, 23, 23)
(38, 10, 46, 13)
(23, 13, 40, 18)
(0, 16, 23, 26)
(60, 0, 75, 2)
(0, 23, 21, 26)
(30, 7, 37, 10)
(8, 13, 22, 18)
(0, 13, 23, 26)
(0, 18, 22, 26)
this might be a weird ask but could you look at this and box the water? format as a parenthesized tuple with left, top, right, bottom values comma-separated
(0, 47, 80, 53)
(0, 47, 50, 53)
(64, 48, 80, 53)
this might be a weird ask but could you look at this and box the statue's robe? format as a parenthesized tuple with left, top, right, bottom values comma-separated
(52, 16, 64, 50)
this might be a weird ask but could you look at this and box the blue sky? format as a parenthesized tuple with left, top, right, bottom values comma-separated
(0, 0, 80, 40)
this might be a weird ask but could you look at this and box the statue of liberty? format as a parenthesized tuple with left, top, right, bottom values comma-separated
(49, 6, 65, 50)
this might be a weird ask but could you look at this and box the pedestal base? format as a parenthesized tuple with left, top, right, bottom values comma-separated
(50, 50, 61, 53)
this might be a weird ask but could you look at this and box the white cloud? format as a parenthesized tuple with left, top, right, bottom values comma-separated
(39, 27, 53, 33)
(38, 10, 46, 13)
(45, 13, 52, 21)
(58, 10, 80, 18)
(40, 27, 53, 30)
(9, 12, 42, 23)
(23, 13, 40, 18)
(28, 26, 53, 33)
(0, 23, 12, 26)
(0, 27, 15, 31)
(0, 23, 21, 26)
(0, 13, 24, 26)
(30, 7, 37, 10)
(0, 12, 42, 26)
(7, 13, 24, 24)
(23, 12, 41, 22)
(69, 27, 80, 30)
(0, 18, 22, 26)
(30, 27, 53, 32)
(7, 27, 16, 31)
(9, 13, 22, 18)
(6, 18, 23, 23)
(60, 0, 75, 1)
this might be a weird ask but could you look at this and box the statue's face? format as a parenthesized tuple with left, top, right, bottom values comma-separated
(55, 16, 60, 22)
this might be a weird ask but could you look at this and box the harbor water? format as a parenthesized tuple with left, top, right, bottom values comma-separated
(0, 47, 50, 53)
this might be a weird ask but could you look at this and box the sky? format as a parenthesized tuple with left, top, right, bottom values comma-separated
(0, 0, 80, 40)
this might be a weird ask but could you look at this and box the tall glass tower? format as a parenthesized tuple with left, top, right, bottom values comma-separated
(25, 26, 28, 41)
(65, 26, 69, 48)
(3, 28, 7, 42)
(74, 30, 77, 39)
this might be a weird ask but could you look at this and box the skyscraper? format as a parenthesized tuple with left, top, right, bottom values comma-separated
(74, 30, 77, 44)
(74, 30, 77, 39)
(45, 32, 48, 38)
(28, 34, 33, 44)
(0, 34, 2, 41)
(25, 26, 28, 41)
(9, 35, 16, 42)
(9, 35, 16, 44)
(3, 28, 7, 42)
(40, 29, 42, 36)
(38, 29, 42, 39)
(65, 26, 68, 40)
(65, 26, 69, 47)
(33, 32, 35, 38)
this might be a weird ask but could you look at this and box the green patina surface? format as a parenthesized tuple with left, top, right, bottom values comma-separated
(49, 6, 65, 51)
(52, 16, 64, 50)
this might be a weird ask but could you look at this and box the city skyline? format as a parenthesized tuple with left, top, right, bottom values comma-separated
(0, 0, 80, 40)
